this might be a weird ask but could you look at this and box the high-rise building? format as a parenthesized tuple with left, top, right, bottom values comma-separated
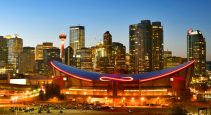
(130, 20, 152, 73)
(164, 56, 183, 69)
(111, 42, 126, 71)
(91, 42, 105, 72)
(129, 20, 164, 73)
(207, 61, 211, 80)
(35, 42, 53, 75)
(19, 47, 35, 74)
(35, 42, 53, 61)
(187, 29, 206, 81)
(0, 36, 8, 66)
(207, 61, 211, 71)
(69, 26, 85, 56)
(164, 50, 187, 69)
(164, 51, 172, 59)
(75, 47, 93, 71)
(98, 57, 114, 73)
(152, 22, 164, 71)
(43, 47, 61, 75)
(125, 53, 132, 73)
(64, 46, 74, 66)
(129, 24, 137, 73)
(91, 42, 114, 73)
(132, 20, 153, 73)
(7, 35, 23, 73)
(103, 31, 112, 62)
(43, 47, 61, 63)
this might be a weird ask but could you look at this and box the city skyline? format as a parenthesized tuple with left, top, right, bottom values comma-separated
(0, 0, 211, 60)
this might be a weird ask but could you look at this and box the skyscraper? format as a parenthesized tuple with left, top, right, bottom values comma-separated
(111, 42, 126, 71)
(164, 50, 172, 59)
(129, 20, 164, 73)
(103, 31, 112, 62)
(129, 24, 137, 73)
(187, 29, 206, 81)
(64, 46, 73, 66)
(19, 47, 35, 74)
(75, 47, 93, 71)
(91, 42, 105, 72)
(35, 42, 53, 75)
(35, 42, 53, 61)
(207, 61, 211, 71)
(152, 22, 164, 71)
(130, 20, 152, 73)
(91, 41, 114, 73)
(0, 36, 8, 66)
(43, 47, 61, 75)
(7, 35, 23, 73)
(69, 26, 85, 56)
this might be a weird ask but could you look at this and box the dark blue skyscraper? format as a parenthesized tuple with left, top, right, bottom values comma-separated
(187, 29, 206, 82)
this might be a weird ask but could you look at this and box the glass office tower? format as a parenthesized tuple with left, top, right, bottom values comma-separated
(69, 26, 85, 56)
(187, 29, 206, 81)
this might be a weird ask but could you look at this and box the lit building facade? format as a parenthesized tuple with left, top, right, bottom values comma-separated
(35, 42, 53, 75)
(91, 42, 114, 73)
(19, 47, 35, 74)
(207, 61, 211, 80)
(125, 53, 132, 73)
(98, 57, 114, 74)
(103, 31, 112, 63)
(137, 20, 152, 73)
(164, 51, 172, 59)
(64, 46, 74, 66)
(0, 36, 8, 66)
(75, 47, 93, 71)
(42, 47, 61, 75)
(69, 26, 85, 56)
(164, 50, 186, 69)
(207, 61, 211, 71)
(35, 42, 53, 61)
(91, 33, 126, 74)
(187, 29, 206, 81)
(152, 22, 164, 71)
(164, 56, 183, 69)
(51, 60, 195, 106)
(130, 20, 164, 73)
(91, 42, 105, 72)
(111, 42, 126, 71)
(7, 35, 23, 73)
(129, 24, 137, 73)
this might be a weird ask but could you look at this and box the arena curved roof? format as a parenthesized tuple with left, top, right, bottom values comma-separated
(50, 60, 195, 82)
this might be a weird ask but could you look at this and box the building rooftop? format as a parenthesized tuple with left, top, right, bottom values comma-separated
(51, 60, 195, 82)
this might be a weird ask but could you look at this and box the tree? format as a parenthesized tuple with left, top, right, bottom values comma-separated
(40, 84, 62, 100)
(171, 106, 187, 115)
(39, 90, 45, 100)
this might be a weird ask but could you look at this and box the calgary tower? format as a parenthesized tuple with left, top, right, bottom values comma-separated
(59, 33, 66, 62)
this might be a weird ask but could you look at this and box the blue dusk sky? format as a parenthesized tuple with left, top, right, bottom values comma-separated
(0, 0, 211, 60)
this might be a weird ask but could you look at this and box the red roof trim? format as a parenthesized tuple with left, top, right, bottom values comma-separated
(140, 60, 195, 82)
(50, 61, 92, 82)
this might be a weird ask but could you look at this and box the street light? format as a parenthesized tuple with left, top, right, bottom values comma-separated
(11, 96, 18, 103)
(105, 97, 108, 104)
(140, 97, 145, 101)
(11, 97, 15, 103)
(83, 92, 87, 95)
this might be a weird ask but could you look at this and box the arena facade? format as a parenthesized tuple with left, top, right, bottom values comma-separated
(50, 60, 195, 106)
